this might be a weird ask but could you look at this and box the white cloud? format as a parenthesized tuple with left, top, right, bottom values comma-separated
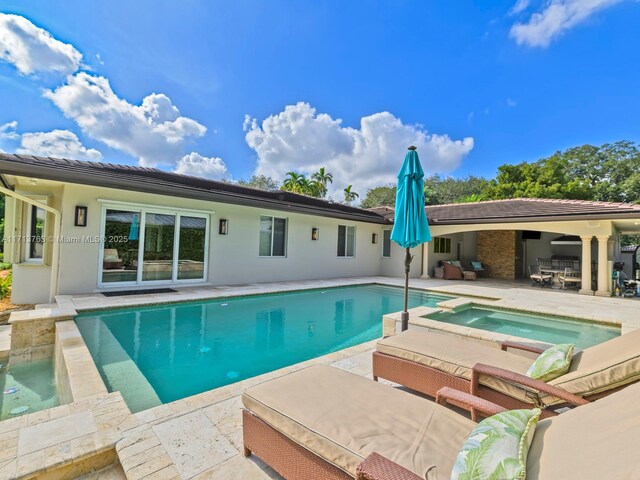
(510, 0, 531, 15)
(506, 97, 517, 107)
(44, 72, 208, 168)
(0, 121, 20, 140)
(17, 129, 102, 160)
(0, 13, 82, 75)
(510, 0, 622, 47)
(174, 152, 228, 180)
(244, 102, 474, 198)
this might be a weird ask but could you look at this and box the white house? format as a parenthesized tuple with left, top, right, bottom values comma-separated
(2, 153, 639, 304)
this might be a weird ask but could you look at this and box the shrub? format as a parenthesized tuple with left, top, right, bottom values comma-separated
(0, 272, 11, 300)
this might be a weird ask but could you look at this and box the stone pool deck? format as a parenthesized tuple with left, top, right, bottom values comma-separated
(2, 276, 639, 478)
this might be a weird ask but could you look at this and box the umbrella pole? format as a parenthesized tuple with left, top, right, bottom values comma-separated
(401, 247, 411, 331)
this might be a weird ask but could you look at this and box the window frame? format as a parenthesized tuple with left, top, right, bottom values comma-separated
(258, 215, 288, 258)
(97, 202, 210, 288)
(433, 237, 452, 254)
(382, 229, 392, 258)
(24, 199, 48, 264)
(337, 224, 356, 258)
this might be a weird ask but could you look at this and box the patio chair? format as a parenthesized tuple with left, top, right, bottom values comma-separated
(528, 265, 553, 287)
(559, 268, 582, 290)
(103, 248, 124, 270)
(373, 328, 640, 419)
(469, 260, 485, 276)
(242, 364, 640, 480)
(441, 260, 463, 280)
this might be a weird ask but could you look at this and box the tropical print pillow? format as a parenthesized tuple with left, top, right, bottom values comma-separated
(450, 408, 541, 480)
(526, 343, 575, 382)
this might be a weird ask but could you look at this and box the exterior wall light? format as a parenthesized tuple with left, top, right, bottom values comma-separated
(372, 233, 378, 244)
(74, 206, 88, 227)
(219, 218, 229, 235)
(311, 227, 319, 241)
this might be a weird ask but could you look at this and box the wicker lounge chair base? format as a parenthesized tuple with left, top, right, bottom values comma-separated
(242, 409, 422, 480)
(373, 351, 562, 419)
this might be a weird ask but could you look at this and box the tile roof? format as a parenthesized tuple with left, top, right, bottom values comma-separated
(0, 153, 388, 224)
(370, 198, 640, 224)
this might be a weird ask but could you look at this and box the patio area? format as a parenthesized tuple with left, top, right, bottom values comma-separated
(1, 276, 639, 479)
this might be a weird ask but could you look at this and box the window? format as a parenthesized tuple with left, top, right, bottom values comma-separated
(337, 225, 356, 257)
(382, 230, 391, 258)
(101, 206, 209, 285)
(26, 204, 46, 261)
(433, 237, 451, 254)
(259, 216, 287, 257)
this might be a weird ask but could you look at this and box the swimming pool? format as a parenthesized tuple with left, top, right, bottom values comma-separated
(0, 359, 59, 420)
(426, 307, 620, 349)
(75, 285, 451, 411)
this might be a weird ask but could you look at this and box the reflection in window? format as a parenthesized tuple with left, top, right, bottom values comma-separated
(259, 216, 287, 257)
(27, 205, 46, 261)
(382, 230, 391, 258)
(337, 225, 356, 257)
(177, 216, 206, 280)
(143, 213, 175, 281)
(102, 210, 140, 283)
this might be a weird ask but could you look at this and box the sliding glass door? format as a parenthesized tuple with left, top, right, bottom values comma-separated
(100, 206, 209, 287)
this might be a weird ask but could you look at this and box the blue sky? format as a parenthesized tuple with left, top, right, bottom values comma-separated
(0, 1, 638, 197)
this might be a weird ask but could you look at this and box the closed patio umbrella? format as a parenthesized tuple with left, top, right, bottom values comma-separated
(390, 146, 432, 331)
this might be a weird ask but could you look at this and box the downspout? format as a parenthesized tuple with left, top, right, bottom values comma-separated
(0, 185, 62, 303)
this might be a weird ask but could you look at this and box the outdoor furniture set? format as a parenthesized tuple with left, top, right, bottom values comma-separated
(242, 328, 640, 479)
(435, 260, 485, 281)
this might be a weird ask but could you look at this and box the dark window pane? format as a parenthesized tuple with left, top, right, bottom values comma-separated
(28, 205, 45, 259)
(142, 213, 175, 281)
(272, 218, 287, 256)
(383, 230, 391, 257)
(337, 225, 346, 256)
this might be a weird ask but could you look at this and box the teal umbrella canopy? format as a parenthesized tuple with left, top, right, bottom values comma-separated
(390, 148, 431, 248)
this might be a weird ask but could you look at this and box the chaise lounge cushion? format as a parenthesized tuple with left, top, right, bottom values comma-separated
(377, 330, 537, 403)
(242, 365, 475, 478)
(528, 379, 640, 479)
(542, 328, 640, 405)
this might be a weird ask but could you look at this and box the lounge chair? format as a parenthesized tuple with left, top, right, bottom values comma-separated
(528, 265, 553, 287)
(242, 364, 640, 479)
(373, 328, 640, 418)
(470, 260, 485, 277)
(441, 260, 463, 280)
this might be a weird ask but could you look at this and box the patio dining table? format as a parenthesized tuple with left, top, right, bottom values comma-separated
(539, 267, 581, 287)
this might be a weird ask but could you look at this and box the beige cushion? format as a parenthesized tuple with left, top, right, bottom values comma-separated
(242, 365, 474, 479)
(527, 380, 640, 479)
(542, 328, 640, 405)
(377, 330, 537, 403)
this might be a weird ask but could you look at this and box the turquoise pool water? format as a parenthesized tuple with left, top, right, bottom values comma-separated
(0, 359, 59, 420)
(427, 307, 620, 349)
(75, 285, 451, 411)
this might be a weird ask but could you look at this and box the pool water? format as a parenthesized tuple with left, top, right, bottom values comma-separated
(427, 307, 620, 349)
(0, 359, 59, 420)
(75, 285, 451, 411)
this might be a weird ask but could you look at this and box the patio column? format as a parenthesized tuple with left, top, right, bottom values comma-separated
(595, 235, 611, 297)
(579, 235, 593, 295)
(421, 242, 430, 278)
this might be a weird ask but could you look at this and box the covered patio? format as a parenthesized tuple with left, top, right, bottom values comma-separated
(417, 199, 640, 296)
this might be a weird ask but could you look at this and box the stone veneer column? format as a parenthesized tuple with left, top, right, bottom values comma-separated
(579, 235, 593, 295)
(421, 242, 430, 278)
(595, 235, 611, 297)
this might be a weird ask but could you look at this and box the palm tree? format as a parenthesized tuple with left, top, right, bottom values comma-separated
(343, 185, 359, 205)
(282, 172, 305, 194)
(311, 167, 333, 198)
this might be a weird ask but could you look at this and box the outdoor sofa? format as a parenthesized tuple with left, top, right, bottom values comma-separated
(372, 328, 640, 419)
(242, 364, 640, 480)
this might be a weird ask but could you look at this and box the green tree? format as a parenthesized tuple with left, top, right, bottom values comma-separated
(311, 167, 333, 198)
(281, 172, 323, 198)
(360, 185, 397, 208)
(343, 185, 359, 205)
(237, 175, 280, 191)
(424, 175, 490, 204)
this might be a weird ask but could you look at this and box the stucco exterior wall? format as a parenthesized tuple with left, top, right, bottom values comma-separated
(11, 181, 391, 302)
